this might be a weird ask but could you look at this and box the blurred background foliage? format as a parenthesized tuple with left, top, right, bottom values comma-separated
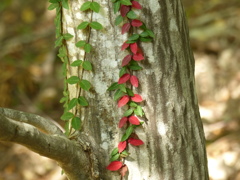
(0, 0, 240, 179)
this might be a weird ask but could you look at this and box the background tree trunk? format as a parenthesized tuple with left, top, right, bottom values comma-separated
(62, 0, 209, 179)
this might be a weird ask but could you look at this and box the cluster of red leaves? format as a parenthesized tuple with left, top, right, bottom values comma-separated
(118, 94, 143, 107)
(118, 115, 141, 127)
(107, 0, 146, 174)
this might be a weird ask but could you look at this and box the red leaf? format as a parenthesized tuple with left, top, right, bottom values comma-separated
(118, 117, 128, 128)
(106, 161, 123, 171)
(120, 5, 131, 17)
(122, 54, 132, 67)
(118, 95, 130, 107)
(122, 23, 131, 34)
(130, 43, 138, 54)
(119, 165, 128, 177)
(121, 42, 130, 51)
(129, 116, 140, 125)
(118, 141, 127, 153)
(130, 75, 139, 87)
(131, 94, 143, 102)
(133, 52, 144, 61)
(132, 1, 142, 9)
(131, 19, 143, 27)
(128, 138, 144, 146)
(118, 73, 131, 84)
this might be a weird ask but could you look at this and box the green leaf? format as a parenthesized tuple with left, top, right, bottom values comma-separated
(140, 23, 147, 30)
(84, 44, 92, 53)
(140, 37, 152, 42)
(59, 97, 67, 103)
(119, 84, 127, 93)
(119, 67, 127, 77)
(126, 88, 134, 96)
(121, 125, 134, 141)
(78, 96, 89, 106)
(126, 40, 137, 44)
(134, 105, 144, 117)
(124, 108, 134, 117)
(80, 1, 91, 11)
(82, 61, 92, 70)
(66, 76, 80, 84)
(129, 102, 138, 107)
(90, 2, 100, 13)
(80, 79, 91, 91)
(63, 90, 69, 96)
(63, 33, 74, 40)
(62, 0, 69, 9)
(58, 52, 65, 58)
(115, 15, 123, 26)
(114, 89, 124, 101)
(70, 60, 83, 66)
(77, 22, 89, 30)
(61, 112, 74, 121)
(59, 46, 67, 56)
(140, 31, 149, 37)
(113, 1, 121, 14)
(127, 10, 137, 19)
(55, 36, 63, 47)
(89, 21, 103, 30)
(146, 29, 155, 38)
(120, 0, 132, 5)
(68, 98, 78, 110)
(110, 153, 120, 161)
(71, 117, 81, 130)
(107, 82, 119, 91)
(49, 0, 60, 3)
(76, 40, 86, 47)
(128, 34, 139, 41)
(111, 0, 117, 2)
(48, 3, 59, 10)
(129, 61, 142, 70)
(120, 150, 129, 157)
(111, 147, 119, 156)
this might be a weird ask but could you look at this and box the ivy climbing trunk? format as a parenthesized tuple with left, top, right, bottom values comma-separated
(62, 0, 209, 179)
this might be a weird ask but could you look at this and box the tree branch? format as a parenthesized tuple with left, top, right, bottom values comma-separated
(0, 108, 63, 135)
(0, 113, 92, 179)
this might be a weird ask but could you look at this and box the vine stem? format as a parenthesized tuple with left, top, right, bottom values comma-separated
(77, 0, 94, 130)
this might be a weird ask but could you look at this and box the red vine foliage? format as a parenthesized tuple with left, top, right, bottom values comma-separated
(107, 0, 154, 176)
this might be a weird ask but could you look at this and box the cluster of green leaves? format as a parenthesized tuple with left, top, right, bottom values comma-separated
(110, 146, 130, 162)
(125, 26, 154, 43)
(48, 0, 90, 134)
(48, 0, 69, 10)
(108, 83, 144, 116)
(76, 1, 103, 54)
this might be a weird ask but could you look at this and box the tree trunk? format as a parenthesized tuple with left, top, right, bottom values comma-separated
(62, 0, 209, 179)
(0, 0, 209, 179)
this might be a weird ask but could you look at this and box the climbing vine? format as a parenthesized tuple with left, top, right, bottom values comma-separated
(49, 0, 154, 176)
(107, 0, 154, 176)
(48, 0, 103, 136)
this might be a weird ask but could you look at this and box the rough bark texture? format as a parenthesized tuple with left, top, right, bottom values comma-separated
(62, 0, 209, 179)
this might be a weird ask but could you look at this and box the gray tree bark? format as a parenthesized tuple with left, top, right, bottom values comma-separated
(0, 0, 209, 180)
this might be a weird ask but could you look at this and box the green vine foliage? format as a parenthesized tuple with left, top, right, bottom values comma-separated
(48, 0, 103, 136)
(106, 0, 154, 176)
